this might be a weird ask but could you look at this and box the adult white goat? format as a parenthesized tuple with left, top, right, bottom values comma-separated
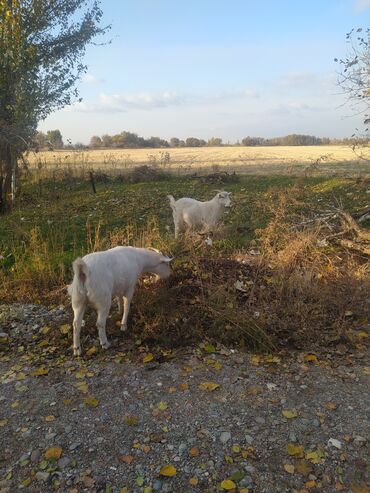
(167, 191, 232, 238)
(68, 246, 172, 356)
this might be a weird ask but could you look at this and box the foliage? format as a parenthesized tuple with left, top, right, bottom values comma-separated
(336, 27, 370, 134)
(0, 0, 109, 209)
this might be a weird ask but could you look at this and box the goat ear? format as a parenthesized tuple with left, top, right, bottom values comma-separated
(162, 256, 174, 263)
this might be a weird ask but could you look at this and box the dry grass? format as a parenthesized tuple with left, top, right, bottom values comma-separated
(26, 145, 369, 176)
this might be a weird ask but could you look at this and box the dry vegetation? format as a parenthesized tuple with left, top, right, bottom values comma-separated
(26, 145, 370, 176)
(1, 164, 369, 353)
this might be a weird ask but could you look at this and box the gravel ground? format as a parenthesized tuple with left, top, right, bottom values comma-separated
(0, 304, 369, 493)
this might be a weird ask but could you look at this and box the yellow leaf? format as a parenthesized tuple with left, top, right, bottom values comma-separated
(189, 447, 199, 457)
(220, 479, 236, 490)
(75, 381, 88, 393)
(157, 401, 168, 411)
(86, 346, 98, 356)
(159, 465, 177, 477)
(31, 367, 48, 376)
(75, 371, 86, 379)
(240, 489, 250, 493)
(296, 459, 312, 476)
(189, 477, 198, 486)
(303, 354, 317, 363)
(324, 402, 338, 410)
(362, 367, 370, 376)
(179, 383, 189, 391)
(251, 355, 260, 365)
(231, 444, 241, 453)
(284, 464, 295, 474)
(143, 353, 154, 363)
(84, 396, 99, 408)
(124, 415, 139, 426)
(282, 409, 298, 419)
(305, 448, 324, 464)
(45, 415, 55, 422)
(286, 443, 304, 457)
(44, 446, 63, 461)
(198, 381, 220, 391)
(41, 326, 51, 335)
(0, 419, 8, 427)
(59, 324, 70, 334)
(11, 401, 19, 408)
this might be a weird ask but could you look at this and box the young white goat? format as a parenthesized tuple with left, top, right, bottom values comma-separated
(68, 246, 172, 356)
(167, 191, 232, 238)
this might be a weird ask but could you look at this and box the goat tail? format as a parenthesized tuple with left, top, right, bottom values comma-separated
(167, 195, 176, 210)
(68, 258, 89, 297)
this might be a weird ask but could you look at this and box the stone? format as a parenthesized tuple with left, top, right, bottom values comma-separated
(30, 450, 41, 463)
(35, 471, 50, 482)
(220, 431, 231, 444)
(57, 457, 71, 469)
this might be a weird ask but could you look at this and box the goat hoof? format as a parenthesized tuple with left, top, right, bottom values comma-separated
(73, 347, 81, 357)
(101, 341, 111, 350)
(120, 324, 127, 332)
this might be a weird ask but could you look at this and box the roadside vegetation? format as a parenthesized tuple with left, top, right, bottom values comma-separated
(1, 164, 368, 355)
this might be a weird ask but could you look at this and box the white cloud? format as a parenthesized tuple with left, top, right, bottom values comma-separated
(82, 73, 105, 85)
(66, 88, 259, 113)
(354, 0, 370, 10)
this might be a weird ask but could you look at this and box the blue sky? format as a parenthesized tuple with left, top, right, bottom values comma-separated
(39, 0, 370, 143)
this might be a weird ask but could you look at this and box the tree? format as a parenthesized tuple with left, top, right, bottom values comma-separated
(47, 130, 64, 149)
(207, 137, 223, 146)
(336, 28, 370, 135)
(170, 137, 180, 147)
(90, 135, 102, 148)
(101, 134, 113, 147)
(0, 1, 109, 211)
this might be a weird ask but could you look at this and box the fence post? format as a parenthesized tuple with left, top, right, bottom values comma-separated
(89, 171, 96, 194)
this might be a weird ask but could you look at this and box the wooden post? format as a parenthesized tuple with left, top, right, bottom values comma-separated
(89, 171, 96, 194)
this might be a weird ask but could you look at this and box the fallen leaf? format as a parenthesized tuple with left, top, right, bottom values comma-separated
(189, 447, 199, 457)
(324, 402, 338, 410)
(220, 479, 236, 490)
(143, 353, 154, 363)
(305, 480, 317, 489)
(231, 444, 241, 453)
(303, 354, 317, 363)
(45, 415, 55, 422)
(0, 419, 8, 427)
(179, 383, 189, 391)
(159, 465, 177, 477)
(84, 396, 99, 408)
(284, 464, 295, 474)
(157, 401, 168, 411)
(143, 445, 151, 453)
(189, 477, 198, 486)
(198, 381, 220, 391)
(282, 409, 298, 419)
(31, 367, 48, 376)
(286, 443, 304, 457)
(305, 448, 324, 464)
(86, 346, 98, 356)
(136, 476, 144, 486)
(296, 459, 312, 476)
(75, 381, 88, 393)
(120, 455, 134, 464)
(123, 415, 139, 426)
(44, 446, 63, 461)
(59, 324, 70, 334)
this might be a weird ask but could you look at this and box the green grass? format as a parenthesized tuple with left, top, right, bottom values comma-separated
(1, 173, 368, 276)
(0, 171, 369, 352)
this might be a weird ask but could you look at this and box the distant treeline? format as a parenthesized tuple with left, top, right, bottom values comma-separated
(34, 130, 367, 150)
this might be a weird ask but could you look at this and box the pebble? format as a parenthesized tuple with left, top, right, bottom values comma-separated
(245, 435, 254, 444)
(35, 471, 50, 482)
(57, 457, 71, 469)
(64, 425, 72, 434)
(152, 479, 162, 490)
(239, 476, 253, 487)
(289, 432, 297, 442)
(220, 431, 231, 443)
(255, 417, 265, 425)
(30, 450, 41, 463)
(45, 433, 57, 441)
(69, 442, 81, 451)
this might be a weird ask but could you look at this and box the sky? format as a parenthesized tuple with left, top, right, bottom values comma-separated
(38, 0, 370, 144)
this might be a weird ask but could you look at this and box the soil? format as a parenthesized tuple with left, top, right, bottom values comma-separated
(0, 304, 369, 493)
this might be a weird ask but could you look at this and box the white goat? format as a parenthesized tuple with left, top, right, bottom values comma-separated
(68, 246, 172, 356)
(167, 191, 232, 238)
